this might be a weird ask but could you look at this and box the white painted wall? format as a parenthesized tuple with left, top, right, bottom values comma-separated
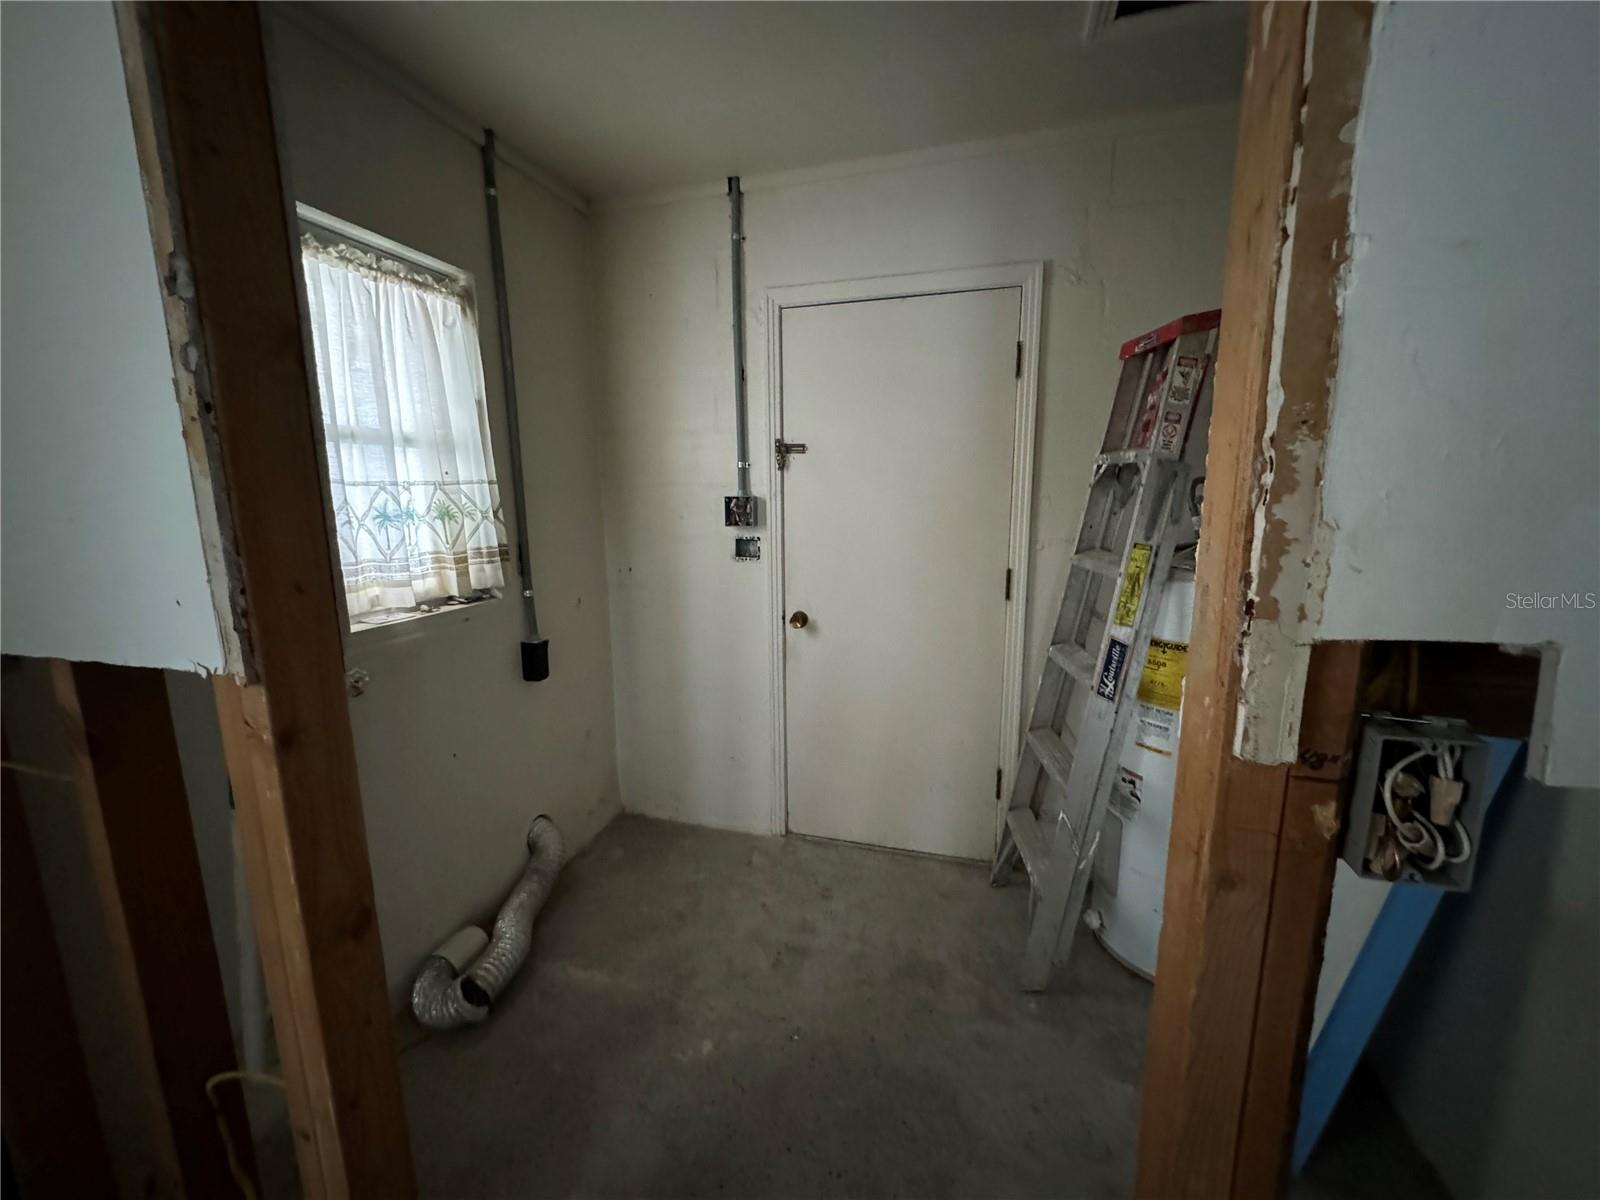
(0, 2, 225, 673)
(1371, 778, 1600, 1200)
(1246, 1, 1600, 786)
(1310, 862, 1393, 1043)
(264, 13, 620, 1001)
(597, 111, 1238, 833)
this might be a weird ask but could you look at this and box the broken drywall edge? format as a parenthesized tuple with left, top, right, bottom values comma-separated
(1234, 0, 1375, 764)
(1526, 642, 1562, 782)
(117, 12, 250, 679)
(1233, 112, 1305, 763)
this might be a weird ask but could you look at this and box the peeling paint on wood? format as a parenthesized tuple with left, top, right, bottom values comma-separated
(1234, 2, 1375, 765)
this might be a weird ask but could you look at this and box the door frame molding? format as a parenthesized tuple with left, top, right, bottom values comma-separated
(762, 261, 1045, 842)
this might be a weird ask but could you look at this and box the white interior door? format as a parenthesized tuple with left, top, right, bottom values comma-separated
(781, 287, 1021, 860)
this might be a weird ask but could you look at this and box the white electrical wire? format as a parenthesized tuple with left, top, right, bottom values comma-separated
(206, 1069, 284, 1200)
(1443, 817, 1473, 864)
(1379, 740, 1469, 875)
(1381, 746, 1435, 848)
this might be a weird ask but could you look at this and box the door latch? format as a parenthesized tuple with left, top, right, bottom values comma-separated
(775, 439, 808, 470)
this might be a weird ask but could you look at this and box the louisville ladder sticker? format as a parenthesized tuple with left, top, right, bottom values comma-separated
(1134, 637, 1189, 755)
(1096, 637, 1129, 700)
(1112, 543, 1153, 628)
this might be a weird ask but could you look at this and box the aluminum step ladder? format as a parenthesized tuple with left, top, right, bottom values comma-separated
(992, 311, 1220, 991)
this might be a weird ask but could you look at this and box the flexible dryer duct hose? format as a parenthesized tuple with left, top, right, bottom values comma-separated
(411, 815, 565, 1030)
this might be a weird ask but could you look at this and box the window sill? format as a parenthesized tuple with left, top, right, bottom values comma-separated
(347, 595, 496, 654)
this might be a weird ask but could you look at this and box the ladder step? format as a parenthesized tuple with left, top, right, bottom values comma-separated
(1026, 728, 1075, 791)
(1048, 642, 1097, 686)
(1071, 548, 1122, 578)
(1006, 809, 1046, 891)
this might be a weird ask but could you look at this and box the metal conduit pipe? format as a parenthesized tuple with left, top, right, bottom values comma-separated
(728, 176, 751, 498)
(411, 815, 566, 1031)
(482, 129, 549, 683)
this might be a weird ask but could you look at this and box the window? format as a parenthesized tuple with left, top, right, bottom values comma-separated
(298, 209, 507, 630)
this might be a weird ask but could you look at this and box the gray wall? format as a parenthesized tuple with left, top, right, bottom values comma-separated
(262, 13, 620, 1004)
(595, 108, 1238, 834)
(1371, 778, 1600, 1200)
(0, 2, 227, 672)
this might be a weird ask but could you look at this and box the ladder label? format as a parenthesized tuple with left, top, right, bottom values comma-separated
(1096, 637, 1130, 700)
(1113, 543, 1153, 628)
(1111, 766, 1143, 819)
(1133, 365, 1167, 449)
(1155, 354, 1203, 453)
(1155, 409, 1187, 454)
(1169, 355, 1202, 404)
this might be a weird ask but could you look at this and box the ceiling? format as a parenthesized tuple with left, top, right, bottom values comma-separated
(316, 1, 1247, 199)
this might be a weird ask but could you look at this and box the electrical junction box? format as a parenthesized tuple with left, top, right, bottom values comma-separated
(733, 536, 760, 562)
(724, 495, 758, 527)
(1342, 716, 1489, 891)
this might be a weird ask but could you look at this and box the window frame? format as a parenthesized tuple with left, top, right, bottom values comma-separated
(294, 203, 502, 644)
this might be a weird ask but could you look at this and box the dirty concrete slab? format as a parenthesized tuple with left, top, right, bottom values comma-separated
(395, 815, 1146, 1199)
(257, 814, 1443, 1199)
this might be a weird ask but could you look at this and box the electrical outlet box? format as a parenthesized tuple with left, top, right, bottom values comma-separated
(733, 536, 760, 562)
(724, 495, 758, 527)
(1342, 716, 1489, 891)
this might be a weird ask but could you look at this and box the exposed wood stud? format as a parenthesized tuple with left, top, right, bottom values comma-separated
(1, 735, 118, 1199)
(1135, 3, 1374, 1196)
(1234, 642, 1367, 1198)
(114, 2, 416, 1195)
(50, 661, 256, 1197)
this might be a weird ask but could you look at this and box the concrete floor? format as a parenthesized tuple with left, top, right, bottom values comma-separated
(397, 815, 1149, 1199)
(263, 814, 1446, 1198)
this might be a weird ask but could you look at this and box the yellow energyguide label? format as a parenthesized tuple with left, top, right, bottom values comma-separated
(1136, 637, 1188, 711)
(1112, 543, 1153, 627)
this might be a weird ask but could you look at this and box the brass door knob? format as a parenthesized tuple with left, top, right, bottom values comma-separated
(788, 610, 810, 629)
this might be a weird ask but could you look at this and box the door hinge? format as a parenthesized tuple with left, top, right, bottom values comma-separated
(996, 767, 1003, 800)
(1015, 341, 1023, 379)
(1004, 567, 1013, 601)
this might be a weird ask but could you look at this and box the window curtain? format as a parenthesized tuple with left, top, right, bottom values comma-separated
(301, 235, 507, 618)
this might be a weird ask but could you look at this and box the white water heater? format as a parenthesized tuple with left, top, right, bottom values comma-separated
(1087, 571, 1195, 980)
